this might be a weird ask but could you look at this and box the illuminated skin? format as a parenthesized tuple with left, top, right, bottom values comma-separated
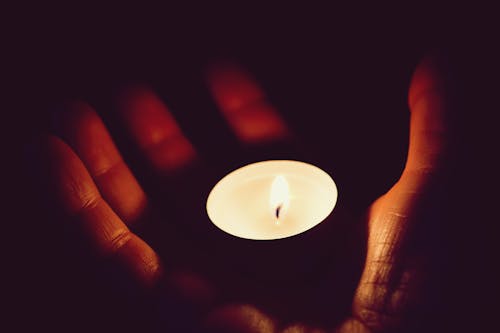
(43, 56, 454, 332)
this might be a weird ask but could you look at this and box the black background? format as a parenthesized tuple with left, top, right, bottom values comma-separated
(7, 4, 499, 332)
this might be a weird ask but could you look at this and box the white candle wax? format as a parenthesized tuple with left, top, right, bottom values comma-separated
(206, 160, 338, 240)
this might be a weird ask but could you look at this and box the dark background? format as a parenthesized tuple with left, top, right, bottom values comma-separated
(7, 4, 498, 332)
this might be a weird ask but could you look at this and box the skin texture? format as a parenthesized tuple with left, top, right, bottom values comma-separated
(41, 55, 455, 332)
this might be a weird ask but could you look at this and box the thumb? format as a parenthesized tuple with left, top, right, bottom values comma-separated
(348, 54, 457, 332)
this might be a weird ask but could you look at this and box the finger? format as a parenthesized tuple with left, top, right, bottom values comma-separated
(206, 63, 291, 144)
(115, 86, 197, 175)
(57, 101, 147, 225)
(46, 135, 162, 287)
(404, 55, 454, 176)
(349, 56, 455, 331)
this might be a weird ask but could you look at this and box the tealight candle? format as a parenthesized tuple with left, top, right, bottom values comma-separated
(206, 160, 338, 240)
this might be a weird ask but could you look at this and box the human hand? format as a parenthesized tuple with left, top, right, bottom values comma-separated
(41, 55, 456, 332)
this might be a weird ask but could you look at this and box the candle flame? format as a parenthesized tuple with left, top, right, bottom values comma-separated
(270, 175, 290, 221)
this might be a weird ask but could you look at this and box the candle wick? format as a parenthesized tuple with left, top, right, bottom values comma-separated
(275, 204, 282, 219)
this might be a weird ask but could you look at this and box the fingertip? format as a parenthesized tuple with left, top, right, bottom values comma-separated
(45, 133, 73, 159)
(59, 100, 97, 140)
(114, 84, 198, 174)
(51, 100, 149, 225)
(205, 61, 291, 144)
(114, 83, 154, 115)
(51, 100, 109, 167)
(408, 52, 454, 111)
(54, 100, 123, 174)
(43, 134, 102, 215)
(205, 61, 265, 112)
(403, 52, 460, 175)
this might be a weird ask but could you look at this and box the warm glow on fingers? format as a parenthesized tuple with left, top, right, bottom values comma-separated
(405, 55, 451, 174)
(206, 64, 290, 144)
(60, 101, 147, 225)
(46, 135, 162, 287)
(117, 86, 197, 174)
